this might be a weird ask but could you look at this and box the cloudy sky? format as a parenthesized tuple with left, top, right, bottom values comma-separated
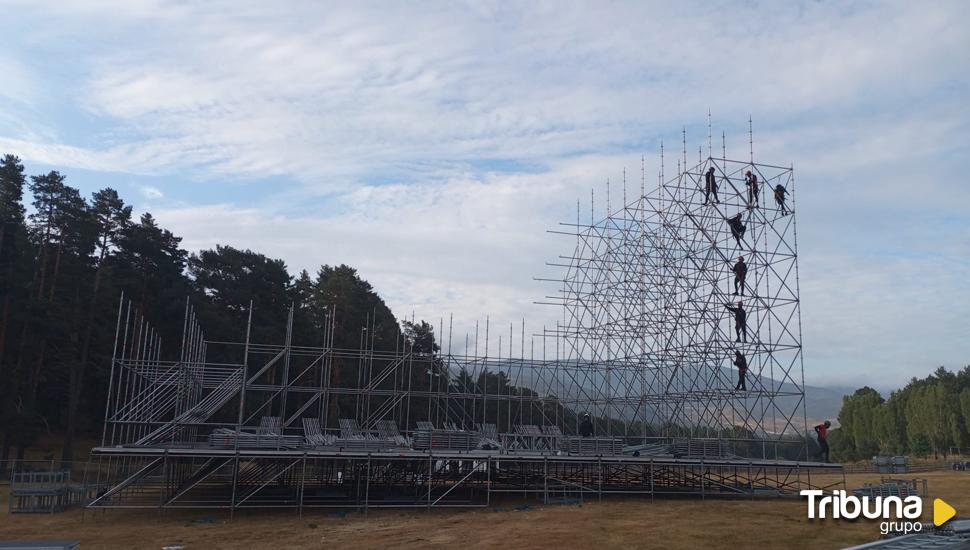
(1, 1, 968, 390)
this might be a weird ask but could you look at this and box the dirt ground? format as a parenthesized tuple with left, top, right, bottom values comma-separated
(1, 471, 968, 550)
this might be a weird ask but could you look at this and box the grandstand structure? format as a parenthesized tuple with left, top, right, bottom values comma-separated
(87, 126, 841, 510)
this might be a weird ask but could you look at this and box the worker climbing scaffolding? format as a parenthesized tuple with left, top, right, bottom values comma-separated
(732, 256, 747, 296)
(704, 166, 719, 204)
(733, 351, 748, 391)
(726, 213, 746, 247)
(774, 184, 789, 215)
(745, 170, 759, 208)
(724, 301, 748, 343)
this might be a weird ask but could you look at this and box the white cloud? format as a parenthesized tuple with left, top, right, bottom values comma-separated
(4, 1, 965, 184)
(1, 1, 968, 388)
(0, 137, 116, 171)
(0, 54, 38, 105)
(139, 185, 163, 199)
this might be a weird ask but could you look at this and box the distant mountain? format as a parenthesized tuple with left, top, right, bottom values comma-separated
(761, 375, 851, 429)
(804, 383, 853, 427)
(718, 369, 852, 430)
(531, 366, 854, 430)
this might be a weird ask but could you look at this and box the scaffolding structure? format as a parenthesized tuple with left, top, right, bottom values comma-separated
(87, 127, 838, 510)
(542, 147, 807, 455)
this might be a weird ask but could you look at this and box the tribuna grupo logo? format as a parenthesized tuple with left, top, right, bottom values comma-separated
(799, 489, 957, 535)
(801, 490, 957, 535)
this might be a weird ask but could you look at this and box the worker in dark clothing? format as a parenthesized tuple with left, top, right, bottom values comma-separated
(704, 166, 719, 205)
(733, 350, 748, 391)
(745, 170, 759, 208)
(814, 420, 831, 463)
(579, 413, 594, 437)
(724, 301, 747, 343)
(774, 184, 789, 215)
(732, 256, 747, 296)
(726, 213, 746, 247)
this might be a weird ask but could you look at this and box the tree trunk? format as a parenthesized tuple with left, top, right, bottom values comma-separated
(13, 317, 28, 381)
(47, 242, 62, 302)
(62, 292, 82, 464)
(35, 242, 48, 300)
(0, 222, 7, 369)
(0, 429, 10, 477)
(63, 267, 103, 464)
(23, 236, 61, 455)
(0, 295, 9, 376)
(10, 234, 46, 460)
(27, 345, 45, 411)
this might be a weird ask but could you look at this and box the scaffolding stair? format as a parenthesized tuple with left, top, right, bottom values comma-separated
(135, 368, 244, 446)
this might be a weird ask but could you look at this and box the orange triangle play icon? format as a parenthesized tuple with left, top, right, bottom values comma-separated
(934, 498, 956, 527)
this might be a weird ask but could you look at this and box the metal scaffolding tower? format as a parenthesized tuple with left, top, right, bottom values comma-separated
(542, 153, 807, 456)
(87, 124, 832, 510)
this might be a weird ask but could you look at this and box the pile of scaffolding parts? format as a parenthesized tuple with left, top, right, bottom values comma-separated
(852, 477, 928, 499)
(872, 455, 909, 474)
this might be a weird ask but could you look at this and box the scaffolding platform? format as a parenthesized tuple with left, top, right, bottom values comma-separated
(87, 445, 842, 509)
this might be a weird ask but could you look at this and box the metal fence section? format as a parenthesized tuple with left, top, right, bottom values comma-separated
(8, 467, 102, 513)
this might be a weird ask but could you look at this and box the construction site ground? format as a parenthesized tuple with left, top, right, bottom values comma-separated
(2, 470, 969, 549)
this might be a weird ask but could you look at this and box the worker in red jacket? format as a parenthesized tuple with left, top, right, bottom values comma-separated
(814, 420, 832, 463)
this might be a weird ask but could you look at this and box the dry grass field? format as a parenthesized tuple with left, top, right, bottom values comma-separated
(1, 470, 967, 550)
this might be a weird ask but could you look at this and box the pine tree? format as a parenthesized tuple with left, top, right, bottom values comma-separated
(62, 189, 133, 462)
(0, 155, 30, 468)
(960, 388, 970, 451)
(189, 245, 292, 347)
(10, 172, 97, 458)
(0, 155, 27, 372)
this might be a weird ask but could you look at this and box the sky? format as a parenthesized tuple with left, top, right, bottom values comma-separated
(0, 1, 968, 390)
